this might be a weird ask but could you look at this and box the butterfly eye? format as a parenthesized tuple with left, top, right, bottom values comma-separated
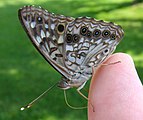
(37, 16, 43, 23)
(110, 34, 116, 40)
(86, 30, 92, 38)
(80, 26, 88, 36)
(66, 34, 73, 43)
(57, 24, 65, 34)
(93, 29, 101, 37)
(73, 34, 80, 43)
(102, 30, 110, 38)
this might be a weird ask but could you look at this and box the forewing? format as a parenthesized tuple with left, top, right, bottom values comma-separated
(18, 6, 74, 77)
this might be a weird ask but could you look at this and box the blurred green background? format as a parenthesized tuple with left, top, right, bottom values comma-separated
(0, 0, 143, 119)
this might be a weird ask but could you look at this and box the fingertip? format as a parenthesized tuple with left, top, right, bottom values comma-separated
(88, 53, 143, 120)
(105, 53, 135, 70)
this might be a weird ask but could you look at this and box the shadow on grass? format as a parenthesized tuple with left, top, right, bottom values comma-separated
(0, 0, 143, 120)
(39, 0, 143, 17)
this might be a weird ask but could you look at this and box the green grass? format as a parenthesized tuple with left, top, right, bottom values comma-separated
(0, 0, 143, 119)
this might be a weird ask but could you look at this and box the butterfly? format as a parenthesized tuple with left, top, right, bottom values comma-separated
(18, 5, 124, 110)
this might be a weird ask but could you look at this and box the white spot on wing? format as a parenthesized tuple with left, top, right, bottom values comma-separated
(65, 61, 72, 66)
(79, 37, 84, 43)
(76, 57, 84, 64)
(66, 45, 73, 51)
(46, 31, 50, 37)
(83, 42, 89, 47)
(90, 57, 96, 62)
(31, 22, 36, 28)
(51, 24, 55, 30)
(74, 27, 80, 34)
(78, 44, 82, 49)
(52, 35, 56, 40)
(89, 45, 95, 51)
(25, 21, 30, 28)
(91, 39, 94, 43)
(74, 47, 78, 51)
(41, 30, 46, 38)
(95, 38, 102, 45)
(88, 62, 94, 66)
(49, 41, 56, 48)
(68, 64, 78, 71)
(67, 53, 75, 62)
(74, 43, 78, 48)
(96, 53, 102, 59)
(36, 36, 42, 43)
(108, 40, 114, 44)
(104, 38, 110, 43)
(44, 16, 49, 20)
(58, 35, 64, 44)
(45, 24, 48, 29)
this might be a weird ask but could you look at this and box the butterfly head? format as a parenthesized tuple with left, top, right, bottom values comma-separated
(58, 77, 86, 90)
(57, 77, 71, 90)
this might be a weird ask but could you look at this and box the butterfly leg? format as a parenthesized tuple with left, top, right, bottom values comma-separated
(64, 90, 87, 110)
(101, 60, 121, 66)
(77, 81, 95, 112)
(77, 82, 88, 100)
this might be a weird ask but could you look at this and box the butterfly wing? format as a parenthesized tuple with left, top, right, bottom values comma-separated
(18, 6, 124, 89)
(18, 6, 75, 78)
(63, 17, 124, 82)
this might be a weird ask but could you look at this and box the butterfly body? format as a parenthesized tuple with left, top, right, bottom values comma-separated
(19, 6, 124, 90)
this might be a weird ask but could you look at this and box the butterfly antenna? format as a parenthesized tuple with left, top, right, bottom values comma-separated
(20, 82, 59, 111)
(64, 90, 87, 110)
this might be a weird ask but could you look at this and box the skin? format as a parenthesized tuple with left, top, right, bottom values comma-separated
(88, 53, 143, 120)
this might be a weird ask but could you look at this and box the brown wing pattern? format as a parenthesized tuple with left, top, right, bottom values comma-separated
(64, 17, 124, 74)
(18, 6, 74, 78)
(19, 6, 124, 83)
